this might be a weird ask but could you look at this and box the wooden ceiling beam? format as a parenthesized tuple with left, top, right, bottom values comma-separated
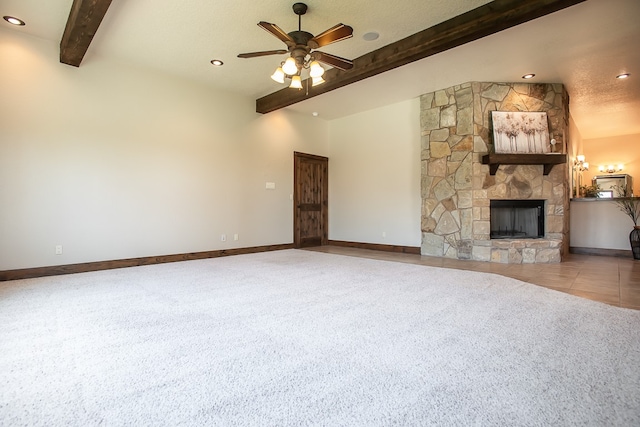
(256, 0, 587, 114)
(60, 0, 113, 67)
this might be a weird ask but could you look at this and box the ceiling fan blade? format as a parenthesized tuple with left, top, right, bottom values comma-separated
(237, 49, 289, 59)
(308, 23, 353, 49)
(258, 21, 296, 48)
(313, 51, 353, 71)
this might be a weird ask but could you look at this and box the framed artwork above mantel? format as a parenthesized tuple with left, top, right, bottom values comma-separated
(491, 111, 556, 154)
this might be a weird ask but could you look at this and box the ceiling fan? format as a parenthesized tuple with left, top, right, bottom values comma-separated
(237, 2, 354, 88)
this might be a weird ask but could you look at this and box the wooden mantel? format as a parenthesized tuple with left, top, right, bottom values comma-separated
(481, 153, 567, 175)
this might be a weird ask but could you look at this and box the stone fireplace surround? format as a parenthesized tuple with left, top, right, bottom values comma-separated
(420, 82, 570, 264)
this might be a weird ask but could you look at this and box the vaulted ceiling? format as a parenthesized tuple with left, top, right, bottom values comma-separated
(2, 0, 639, 139)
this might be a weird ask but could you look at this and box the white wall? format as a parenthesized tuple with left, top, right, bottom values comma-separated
(0, 29, 328, 270)
(570, 200, 634, 250)
(328, 99, 421, 246)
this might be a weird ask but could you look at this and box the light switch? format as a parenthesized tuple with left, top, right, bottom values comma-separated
(265, 182, 276, 190)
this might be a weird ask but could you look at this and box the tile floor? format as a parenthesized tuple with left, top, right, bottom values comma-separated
(306, 245, 640, 310)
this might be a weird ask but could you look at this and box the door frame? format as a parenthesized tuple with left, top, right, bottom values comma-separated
(293, 152, 329, 248)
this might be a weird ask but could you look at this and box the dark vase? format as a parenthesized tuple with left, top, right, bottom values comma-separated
(630, 226, 640, 260)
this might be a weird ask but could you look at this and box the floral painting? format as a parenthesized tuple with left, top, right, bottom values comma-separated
(491, 111, 550, 154)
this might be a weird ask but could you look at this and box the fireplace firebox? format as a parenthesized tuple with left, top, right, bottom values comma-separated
(490, 200, 544, 239)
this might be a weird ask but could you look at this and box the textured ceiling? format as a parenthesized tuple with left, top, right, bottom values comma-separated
(1, 0, 639, 139)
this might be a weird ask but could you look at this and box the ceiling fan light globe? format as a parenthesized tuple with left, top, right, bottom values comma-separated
(289, 75, 303, 89)
(271, 67, 286, 84)
(312, 76, 325, 86)
(282, 57, 298, 75)
(309, 61, 325, 78)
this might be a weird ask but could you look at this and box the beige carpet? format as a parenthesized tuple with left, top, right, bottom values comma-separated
(1, 249, 639, 425)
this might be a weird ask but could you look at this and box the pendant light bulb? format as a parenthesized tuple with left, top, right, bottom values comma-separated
(270, 67, 285, 84)
(289, 75, 303, 89)
(289, 76, 302, 89)
(309, 61, 325, 78)
(282, 57, 298, 75)
(311, 75, 325, 87)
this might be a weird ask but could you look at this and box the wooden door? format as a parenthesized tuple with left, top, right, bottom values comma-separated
(294, 152, 328, 248)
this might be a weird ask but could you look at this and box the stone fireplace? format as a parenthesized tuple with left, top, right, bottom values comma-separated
(420, 82, 570, 263)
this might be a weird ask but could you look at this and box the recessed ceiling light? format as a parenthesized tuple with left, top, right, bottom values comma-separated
(362, 32, 379, 41)
(522, 73, 535, 79)
(210, 59, 224, 66)
(616, 73, 630, 79)
(3, 16, 25, 26)
(312, 112, 319, 117)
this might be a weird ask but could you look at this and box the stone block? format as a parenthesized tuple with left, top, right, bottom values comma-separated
(441, 105, 457, 127)
(452, 135, 474, 152)
(431, 128, 450, 142)
(422, 233, 445, 256)
(509, 248, 523, 264)
(421, 107, 440, 131)
(421, 135, 431, 151)
(500, 89, 528, 111)
(473, 220, 490, 235)
(482, 84, 510, 102)
(487, 183, 507, 199)
(458, 191, 473, 208)
(435, 90, 449, 106)
(421, 176, 434, 198)
(491, 249, 509, 263)
(511, 241, 526, 249)
(522, 248, 537, 263)
(447, 162, 461, 176)
(454, 155, 473, 189)
(428, 157, 447, 177)
(546, 215, 564, 233)
(451, 210, 461, 228)
(444, 247, 458, 259)
(507, 176, 533, 199)
(460, 209, 473, 239)
(481, 206, 490, 220)
(432, 203, 446, 222)
(473, 136, 488, 153)
(450, 151, 468, 162)
(422, 198, 438, 217)
(433, 179, 456, 201)
(447, 134, 464, 147)
(491, 240, 512, 249)
(455, 86, 473, 107)
(526, 241, 551, 249)
(473, 207, 483, 221)
(474, 197, 490, 207)
(536, 248, 561, 263)
(430, 141, 451, 158)
(457, 240, 472, 259)
(421, 216, 437, 232)
(442, 197, 457, 211)
(457, 107, 473, 135)
(472, 246, 491, 262)
(420, 93, 435, 110)
(435, 211, 459, 235)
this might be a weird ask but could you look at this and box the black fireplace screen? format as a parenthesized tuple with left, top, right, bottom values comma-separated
(490, 200, 544, 239)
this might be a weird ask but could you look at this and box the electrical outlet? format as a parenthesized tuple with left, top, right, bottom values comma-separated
(382, 232, 386, 238)
(233, 234, 239, 241)
(55, 245, 63, 255)
(221, 234, 227, 242)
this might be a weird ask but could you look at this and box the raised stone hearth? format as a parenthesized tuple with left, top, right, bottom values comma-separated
(420, 82, 570, 263)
